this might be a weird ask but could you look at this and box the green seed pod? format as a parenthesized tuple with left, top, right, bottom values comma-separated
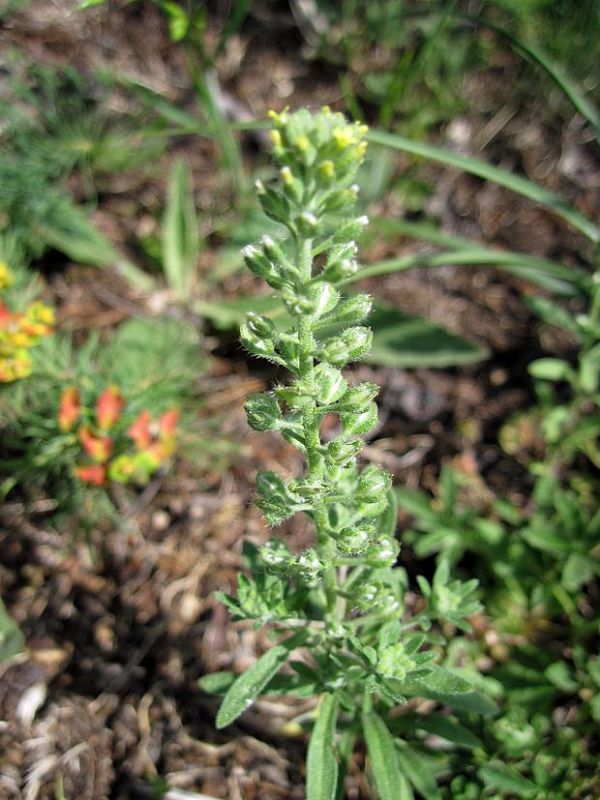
(338, 382, 379, 412)
(261, 538, 292, 572)
(245, 393, 282, 431)
(340, 401, 378, 435)
(281, 282, 338, 319)
(320, 185, 360, 214)
(242, 245, 285, 289)
(325, 437, 363, 468)
(260, 235, 287, 266)
(275, 384, 312, 408)
(245, 313, 277, 339)
(256, 470, 302, 525)
(335, 527, 371, 556)
(352, 581, 401, 613)
(326, 294, 372, 326)
(365, 536, 399, 568)
(322, 257, 358, 283)
(314, 363, 348, 404)
(295, 548, 324, 585)
(356, 465, 392, 501)
(296, 210, 320, 236)
(240, 321, 278, 360)
(318, 326, 372, 366)
(335, 215, 369, 243)
(356, 495, 388, 518)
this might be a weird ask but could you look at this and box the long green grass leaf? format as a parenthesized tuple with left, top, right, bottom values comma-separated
(346, 246, 585, 296)
(362, 712, 404, 800)
(455, 14, 600, 140)
(307, 693, 338, 800)
(162, 158, 200, 299)
(367, 129, 600, 243)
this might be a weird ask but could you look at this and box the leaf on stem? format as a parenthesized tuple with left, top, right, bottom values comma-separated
(216, 632, 306, 728)
(362, 711, 405, 800)
(307, 693, 339, 800)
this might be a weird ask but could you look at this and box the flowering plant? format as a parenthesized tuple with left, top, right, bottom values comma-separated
(58, 383, 179, 487)
(201, 108, 491, 799)
(0, 262, 54, 383)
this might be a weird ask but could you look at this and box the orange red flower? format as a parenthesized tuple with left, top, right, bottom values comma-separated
(75, 464, 107, 487)
(58, 387, 82, 432)
(96, 385, 125, 430)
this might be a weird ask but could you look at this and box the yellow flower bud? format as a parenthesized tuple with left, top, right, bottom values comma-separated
(319, 160, 335, 179)
(294, 134, 310, 152)
(280, 166, 293, 185)
(332, 127, 355, 149)
(0, 261, 13, 290)
(269, 129, 282, 147)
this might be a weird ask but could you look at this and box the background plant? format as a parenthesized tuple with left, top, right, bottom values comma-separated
(0, 314, 205, 515)
(0, 60, 161, 276)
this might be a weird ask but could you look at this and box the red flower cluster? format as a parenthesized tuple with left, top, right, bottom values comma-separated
(58, 384, 179, 487)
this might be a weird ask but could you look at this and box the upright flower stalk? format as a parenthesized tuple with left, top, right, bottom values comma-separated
(210, 109, 486, 799)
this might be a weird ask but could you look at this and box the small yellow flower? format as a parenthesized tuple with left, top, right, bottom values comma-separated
(294, 135, 310, 152)
(332, 127, 357, 149)
(0, 261, 13, 290)
(269, 129, 282, 147)
(319, 160, 335, 179)
(280, 166, 294, 185)
(356, 141, 368, 158)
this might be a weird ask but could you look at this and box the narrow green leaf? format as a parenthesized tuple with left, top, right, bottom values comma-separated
(365, 218, 588, 293)
(307, 693, 339, 800)
(478, 762, 537, 797)
(528, 358, 572, 381)
(198, 671, 236, 695)
(362, 712, 404, 800)
(347, 247, 585, 295)
(396, 745, 442, 799)
(470, 15, 600, 140)
(0, 598, 24, 662)
(35, 201, 152, 288)
(377, 488, 399, 540)
(162, 159, 200, 299)
(416, 666, 473, 695)
(415, 713, 482, 749)
(216, 633, 305, 728)
(367, 129, 600, 243)
(366, 303, 487, 368)
(400, 668, 498, 716)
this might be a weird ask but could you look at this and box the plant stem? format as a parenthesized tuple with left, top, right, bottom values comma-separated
(295, 236, 338, 615)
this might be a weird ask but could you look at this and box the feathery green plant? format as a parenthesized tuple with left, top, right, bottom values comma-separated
(201, 108, 493, 798)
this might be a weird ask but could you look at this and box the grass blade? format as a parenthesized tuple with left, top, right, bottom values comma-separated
(307, 693, 339, 800)
(346, 246, 586, 296)
(454, 13, 600, 140)
(367, 128, 600, 243)
(162, 158, 200, 299)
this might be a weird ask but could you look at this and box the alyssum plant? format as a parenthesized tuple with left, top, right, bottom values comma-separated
(202, 109, 491, 799)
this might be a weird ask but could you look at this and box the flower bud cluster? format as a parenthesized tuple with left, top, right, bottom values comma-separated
(58, 383, 179, 487)
(0, 263, 54, 382)
(236, 108, 401, 614)
(260, 539, 324, 587)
